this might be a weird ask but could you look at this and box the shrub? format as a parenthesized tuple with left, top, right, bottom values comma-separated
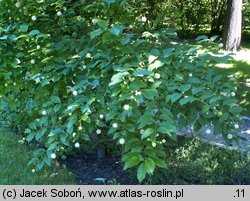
(0, 0, 243, 182)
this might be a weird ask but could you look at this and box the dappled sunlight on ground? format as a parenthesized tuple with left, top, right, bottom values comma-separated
(233, 50, 250, 64)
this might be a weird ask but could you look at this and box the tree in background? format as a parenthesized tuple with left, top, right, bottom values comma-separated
(223, 0, 243, 50)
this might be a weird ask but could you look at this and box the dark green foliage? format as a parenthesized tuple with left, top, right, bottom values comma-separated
(0, 0, 245, 182)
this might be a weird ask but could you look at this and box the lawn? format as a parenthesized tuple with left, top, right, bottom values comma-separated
(0, 127, 76, 185)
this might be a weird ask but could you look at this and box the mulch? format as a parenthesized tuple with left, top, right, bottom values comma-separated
(64, 153, 138, 185)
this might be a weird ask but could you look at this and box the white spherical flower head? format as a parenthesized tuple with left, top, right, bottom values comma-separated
(50, 153, 56, 159)
(92, 18, 97, 25)
(135, 91, 142, 96)
(205, 129, 211, 134)
(86, 53, 91, 58)
(162, 139, 166, 144)
(31, 16, 37, 21)
(57, 11, 62, 16)
(77, 16, 82, 21)
(74, 142, 80, 148)
(123, 104, 130, 111)
(218, 43, 224, 48)
(231, 92, 236, 97)
(37, 45, 41, 50)
(188, 73, 193, 77)
(112, 123, 118, 128)
(78, 126, 83, 131)
(227, 134, 233, 140)
(141, 16, 147, 22)
(154, 73, 161, 79)
(72, 132, 76, 137)
(119, 138, 125, 145)
(15, 2, 21, 8)
(68, 112, 72, 116)
(234, 124, 239, 129)
(42, 110, 47, 115)
(73, 90, 78, 96)
(99, 114, 104, 119)
(32, 169, 36, 173)
(140, 129, 144, 134)
(152, 142, 157, 147)
(96, 129, 102, 135)
(31, 59, 35, 64)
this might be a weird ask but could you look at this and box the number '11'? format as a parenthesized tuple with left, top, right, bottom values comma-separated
(236, 189, 245, 198)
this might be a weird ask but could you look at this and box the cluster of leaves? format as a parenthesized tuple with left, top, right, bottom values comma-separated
(146, 138, 250, 184)
(0, 0, 243, 182)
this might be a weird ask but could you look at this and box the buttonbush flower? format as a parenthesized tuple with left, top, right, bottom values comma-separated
(73, 90, 78, 96)
(234, 124, 239, 129)
(152, 142, 157, 147)
(141, 16, 147, 22)
(96, 129, 101, 135)
(119, 138, 125, 145)
(42, 110, 47, 115)
(112, 123, 118, 128)
(135, 90, 141, 96)
(37, 45, 41, 49)
(74, 142, 80, 148)
(162, 139, 166, 144)
(57, 11, 62, 16)
(227, 134, 233, 139)
(188, 73, 193, 77)
(50, 153, 56, 159)
(231, 92, 236, 97)
(78, 126, 83, 131)
(31, 16, 37, 21)
(123, 104, 130, 111)
(15, 2, 21, 8)
(32, 169, 36, 173)
(205, 129, 211, 134)
(68, 112, 72, 116)
(99, 114, 104, 119)
(154, 73, 161, 79)
(31, 59, 35, 64)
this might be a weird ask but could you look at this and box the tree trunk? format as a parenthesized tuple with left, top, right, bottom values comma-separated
(222, 0, 243, 51)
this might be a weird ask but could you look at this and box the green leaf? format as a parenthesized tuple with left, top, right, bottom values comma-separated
(180, 84, 191, 92)
(109, 72, 129, 86)
(51, 96, 60, 104)
(141, 128, 154, 140)
(163, 48, 173, 58)
(90, 29, 104, 40)
(145, 158, 155, 174)
(229, 106, 243, 113)
(123, 156, 141, 170)
(35, 127, 47, 140)
(171, 93, 182, 103)
(20, 24, 28, 32)
(148, 60, 164, 70)
(133, 70, 152, 77)
(154, 158, 167, 168)
(103, 0, 116, 3)
(96, 19, 109, 28)
(137, 163, 147, 183)
(138, 112, 155, 129)
(142, 89, 158, 99)
(109, 25, 124, 36)
(179, 97, 192, 106)
(29, 30, 40, 35)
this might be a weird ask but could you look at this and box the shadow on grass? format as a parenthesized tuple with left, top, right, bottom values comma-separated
(214, 59, 250, 116)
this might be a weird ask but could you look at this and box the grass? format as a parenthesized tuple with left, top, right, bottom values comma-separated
(0, 127, 76, 184)
(215, 42, 250, 116)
